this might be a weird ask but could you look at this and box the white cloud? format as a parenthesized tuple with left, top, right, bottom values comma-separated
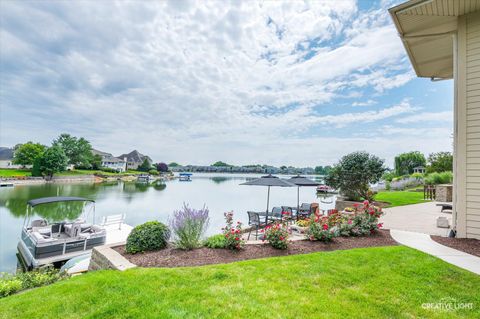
(395, 111, 453, 124)
(0, 0, 449, 166)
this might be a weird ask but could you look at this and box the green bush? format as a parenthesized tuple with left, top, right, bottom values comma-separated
(126, 221, 171, 254)
(0, 267, 68, 298)
(410, 172, 424, 179)
(204, 234, 226, 249)
(0, 278, 22, 298)
(424, 171, 453, 185)
(100, 167, 118, 173)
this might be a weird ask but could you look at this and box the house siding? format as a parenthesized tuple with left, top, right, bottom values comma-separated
(465, 11, 480, 239)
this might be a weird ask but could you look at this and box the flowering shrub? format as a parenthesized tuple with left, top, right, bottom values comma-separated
(170, 204, 210, 250)
(262, 223, 289, 249)
(305, 211, 335, 242)
(339, 201, 384, 236)
(222, 211, 245, 250)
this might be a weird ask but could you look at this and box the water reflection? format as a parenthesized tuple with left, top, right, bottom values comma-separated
(0, 174, 331, 273)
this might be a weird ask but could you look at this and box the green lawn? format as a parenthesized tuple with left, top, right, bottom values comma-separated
(375, 190, 429, 207)
(0, 169, 31, 177)
(1, 246, 478, 319)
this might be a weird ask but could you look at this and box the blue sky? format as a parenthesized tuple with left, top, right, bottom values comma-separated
(0, 0, 453, 167)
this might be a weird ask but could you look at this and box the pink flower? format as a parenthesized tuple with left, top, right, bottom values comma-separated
(347, 220, 352, 225)
(363, 200, 369, 207)
(377, 223, 383, 228)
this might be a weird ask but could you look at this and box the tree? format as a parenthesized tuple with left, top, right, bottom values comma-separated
(137, 158, 152, 172)
(315, 165, 332, 175)
(12, 142, 46, 167)
(394, 151, 426, 176)
(155, 162, 169, 172)
(91, 154, 103, 170)
(39, 145, 68, 179)
(325, 151, 386, 201)
(53, 133, 94, 168)
(212, 161, 230, 167)
(427, 152, 453, 173)
(168, 162, 180, 167)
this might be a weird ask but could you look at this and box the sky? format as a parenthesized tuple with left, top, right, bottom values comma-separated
(0, 0, 454, 168)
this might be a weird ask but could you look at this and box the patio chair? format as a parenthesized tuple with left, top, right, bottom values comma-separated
(297, 203, 312, 220)
(281, 206, 294, 223)
(270, 207, 284, 223)
(247, 211, 266, 240)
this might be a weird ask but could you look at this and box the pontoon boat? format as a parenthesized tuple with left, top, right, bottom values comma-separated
(17, 197, 106, 270)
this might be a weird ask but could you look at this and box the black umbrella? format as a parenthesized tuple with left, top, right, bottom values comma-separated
(240, 174, 295, 213)
(288, 175, 321, 214)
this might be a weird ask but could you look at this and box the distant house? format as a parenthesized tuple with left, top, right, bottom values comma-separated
(92, 149, 127, 172)
(0, 147, 25, 169)
(117, 150, 152, 170)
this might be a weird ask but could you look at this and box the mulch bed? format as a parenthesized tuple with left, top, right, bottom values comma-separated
(114, 230, 397, 268)
(431, 236, 480, 257)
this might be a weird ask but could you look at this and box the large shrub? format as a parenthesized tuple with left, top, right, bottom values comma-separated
(170, 204, 210, 250)
(325, 151, 386, 201)
(424, 171, 453, 185)
(126, 221, 171, 254)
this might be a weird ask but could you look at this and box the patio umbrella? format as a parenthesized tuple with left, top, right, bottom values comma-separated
(288, 175, 321, 214)
(240, 174, 295, 213)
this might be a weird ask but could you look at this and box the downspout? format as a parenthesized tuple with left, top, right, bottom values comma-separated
(452, 32, 458, 237)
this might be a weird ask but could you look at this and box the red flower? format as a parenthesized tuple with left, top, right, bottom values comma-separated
(353, 203, 359, 208)
(363, 200, 370, 207)
(377, 223, 383, 228)
(280, 236, 284, 240)
(235, 237, 239, 241)
(322, 224, 329, 230)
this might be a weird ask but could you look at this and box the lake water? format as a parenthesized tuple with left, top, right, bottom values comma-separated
(0, 173, 335, 273)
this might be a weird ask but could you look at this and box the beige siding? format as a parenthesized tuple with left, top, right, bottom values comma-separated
(465, 11, 480, 239)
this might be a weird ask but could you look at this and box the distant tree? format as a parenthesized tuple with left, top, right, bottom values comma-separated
(325, 151, 386, 201)
(394, 151, 426, 176)
(91, 154, 103, 170)
(168, 162, 180, 167)
(138, 159, 152, 172)
(314, 165, 332, 175)
(212, 161, 230, 167)
(12, 142, 46, 167)
(156, 162, 169, 172)
(427, 152, 453, 173)
(39, 145, 68, 179)
(53, 133, 94, 168)
(280, 165, 287, 170)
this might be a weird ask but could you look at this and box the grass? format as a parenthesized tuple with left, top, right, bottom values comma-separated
(0, 169, 146, 178)
(0, 169, 31, 177)
(1, 246, 479, 318)
(375, 190, 429, 207)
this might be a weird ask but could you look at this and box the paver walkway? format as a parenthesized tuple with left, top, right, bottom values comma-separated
(380, 202, 451, 236)
(390, 229, 480, 275)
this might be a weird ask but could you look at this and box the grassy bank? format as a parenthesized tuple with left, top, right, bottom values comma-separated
(0, 169, 145, 178)
(1, 246, 478, 318)
(0, 169, 31, 177)
(375, 190, 428, 207)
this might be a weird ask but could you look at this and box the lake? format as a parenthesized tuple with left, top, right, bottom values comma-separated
(0, 173, 335, 273)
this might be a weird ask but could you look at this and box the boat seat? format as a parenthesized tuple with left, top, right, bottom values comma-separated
(31, 219, 47, 227)
(31, 231, 55, 243)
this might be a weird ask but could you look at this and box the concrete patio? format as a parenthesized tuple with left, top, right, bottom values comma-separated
(380, 202, 452, 236)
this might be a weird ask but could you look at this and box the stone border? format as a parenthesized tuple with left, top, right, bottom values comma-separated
(88, 242, 137, 271)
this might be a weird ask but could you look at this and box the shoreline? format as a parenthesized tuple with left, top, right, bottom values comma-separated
(0, 174, 174, 186)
